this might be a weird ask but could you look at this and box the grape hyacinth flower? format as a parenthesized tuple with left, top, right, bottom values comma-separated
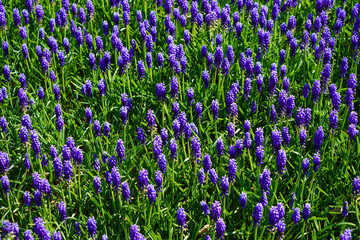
(209, 168, 218, 185)
(255, 128, 264, 147)
(239, 192, 247, 209)
(296, 108, 305, 126)
(289, 192, 296, 210)
(220, 176, 229, 196)
(130, 224, 145, 240)
(214, 46, 223, 68)
(19, 126, 29, 144)
(276, 220, 286, 236)
(63, 160, 73, 181)
(304, 108, 312, 126)
(292, 208, 301, 225)
(256, 146, 264, 165)
(314, 126, 324, 151)
(137, 127, 146, 145)
(271, 129, 282, 152)
(23, 152, 31, 170)
(203, 154, 212, 173)
(269, 205, 280, 227)
(160, 128, 168, 145)
(340, 229, 352, 240)
(253, 203, 263, 226)
(302, 158, 310, 174)
(313, 152, 321, 172)
(52, 84, 60, 102)
(34, 190, 42, 206)
(0, 117, 7, 133)
(176, 207, 188, 231)
(153, 135, 163, 160)
(31, 130, 42, 157)
(253, 71, 263, 91)
(186, 87, 194, 106)
(22, 114, 32, 129)
(342, 201, 348, 218)
(146, 52, 152, 68)
(198, 168, 205, 185)
(329, 110, 338, 130)
(348, 74, 357, 92)
(302, 203, 311, 220)
(93, 176, 102, 194)
(211, 99, 219, 121)
(201, 201, 210, 216)
(251, 100, 257, 113)
(268, 71, 278, 96)
(13, 8, 21, 27)
(170, 77, 179, 98)
(228, 158, 237, 182)
(277, 202, 285, 220)
(147, 110, 156, 128)
(243, 132, 251, 149)
(157, 52, 164, 68)
(137, 60, 145, 79)
(2, 41, 8, 57)
(122, 182, 131, 202)
(311, 80, 321, 102)
(191, 136, 202, 160)
(139, 169, 149, 190)
(87, 217, 97, 238)
(349, 112, 358, 125)
(195, 102, 202, 118)
(215, 218, 226, 239)
(75, 222, 81, 236)
(170, 139, 177, 159)
(53, 157, 63, 179)
(101, 122, 109, 137)
(20, 27, 27, 39)
(216, 138, 224, 157)
(154, 170, 163, 192)
(58, 201, 67, 221)
(24, 191, 31, 206)
(276, 149, 287, 174)
(111, 167, 121, 192)
(259, 168, 271, 194)
(1, 175, 9, 195)
(282, 127, 291, 146)
(299, 128, 307, 148)
(210, 200, 222, 221)
(158, 153, 167, 173)
(116, 139, 125, 163)
(348, 124, 359, 140)
(18, 88, 28, 108)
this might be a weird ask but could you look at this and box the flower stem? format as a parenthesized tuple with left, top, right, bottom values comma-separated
(7, 194, 14, 222)
(147, 204, 153, 228)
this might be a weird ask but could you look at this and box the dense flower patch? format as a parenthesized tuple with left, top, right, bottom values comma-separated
(0, 0, 359, 239)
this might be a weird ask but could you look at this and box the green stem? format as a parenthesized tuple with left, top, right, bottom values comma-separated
(331, 132, 335, 165)
(162, 102, 165, 127)
(254, 226, 258, 240)
(78, 165, 81, 200)
(147, 204, 153, 228)
(62, 67, 65, 99)
(7, 194, 14, 222)
(248, 149, 253, 172)
(111, 191, 116, 211)
(215, 120, 218, 139)
(127, 71, 132, 99)
(3, 133, 9, 157)
(126, 25, 130, 49)
(356, 201, 360, 227)
(68, 183, 72, 204)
